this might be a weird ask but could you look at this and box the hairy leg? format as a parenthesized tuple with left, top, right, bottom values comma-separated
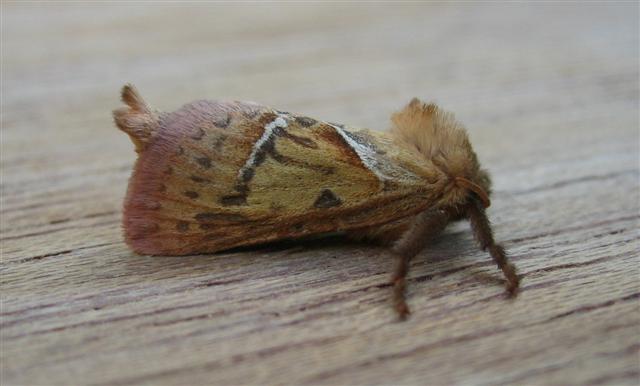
(466, 198, 520, 295)
(391, 209, 451, 320)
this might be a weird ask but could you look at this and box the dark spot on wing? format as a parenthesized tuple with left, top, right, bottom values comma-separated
(314, 189, 342, 208)
(383, 180, 399, 192)
(220, 194, 247, 206)
(278, 129, 318, 149)
(240, 168, 254, 182)
(176, 221, 189, 232)
(184, 191, 199, 199)
(190, 175, 208, 183)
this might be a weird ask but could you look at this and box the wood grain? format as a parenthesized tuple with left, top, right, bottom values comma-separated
(1, 3, 638, 385)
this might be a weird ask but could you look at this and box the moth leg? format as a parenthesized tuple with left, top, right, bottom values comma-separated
(466, 199, 520, 295)
(391, 210, 450, 320)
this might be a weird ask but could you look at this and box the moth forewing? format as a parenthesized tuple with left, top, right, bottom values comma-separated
(118, 94, 443, 256)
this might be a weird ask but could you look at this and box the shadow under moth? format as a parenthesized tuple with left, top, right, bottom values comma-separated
(114, 84, 520, 320)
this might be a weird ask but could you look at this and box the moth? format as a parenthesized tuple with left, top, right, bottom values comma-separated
(114, 84, 519, 319)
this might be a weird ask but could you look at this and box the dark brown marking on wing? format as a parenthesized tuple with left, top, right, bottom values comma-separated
(190, 175, 209, 183)
(234, 183, 249, 195)
(317, 124, 365, 168)
(383, 180, 399, 192)
(177, 146, 185, 155)
(164, 166, 173, 175)
(295, 116, 317, 127)
(278, 129, 318, 149)
(195, 212, 247, 222)
(270, 149, 335, 175)
(184, 191, 199, 199)
(176, 221, 189, 232)
(220, 195, 247, 206)
(314, 189, 342, 208)
(240, 168, 255, 183)
(195, 156, 212, 169)
(199, 223, 217, 230)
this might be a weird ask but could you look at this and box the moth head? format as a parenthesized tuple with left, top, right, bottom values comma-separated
(390, 98, 493, 212)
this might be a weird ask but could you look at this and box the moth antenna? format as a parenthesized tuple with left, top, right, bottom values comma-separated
(113, 84, 161, 152)
(466, 198, 520, 295)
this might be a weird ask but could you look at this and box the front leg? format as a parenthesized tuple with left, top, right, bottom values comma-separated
(391, 210, 451, 320)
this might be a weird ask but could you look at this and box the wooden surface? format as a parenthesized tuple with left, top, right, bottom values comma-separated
(2, 3, 639, 385)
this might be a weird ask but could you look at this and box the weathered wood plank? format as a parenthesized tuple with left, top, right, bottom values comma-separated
(1, 3, 638, 385)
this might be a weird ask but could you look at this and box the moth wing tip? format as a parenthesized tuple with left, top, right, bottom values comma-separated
(120, 83, 148, 112)
(113, 84, 160, 151)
